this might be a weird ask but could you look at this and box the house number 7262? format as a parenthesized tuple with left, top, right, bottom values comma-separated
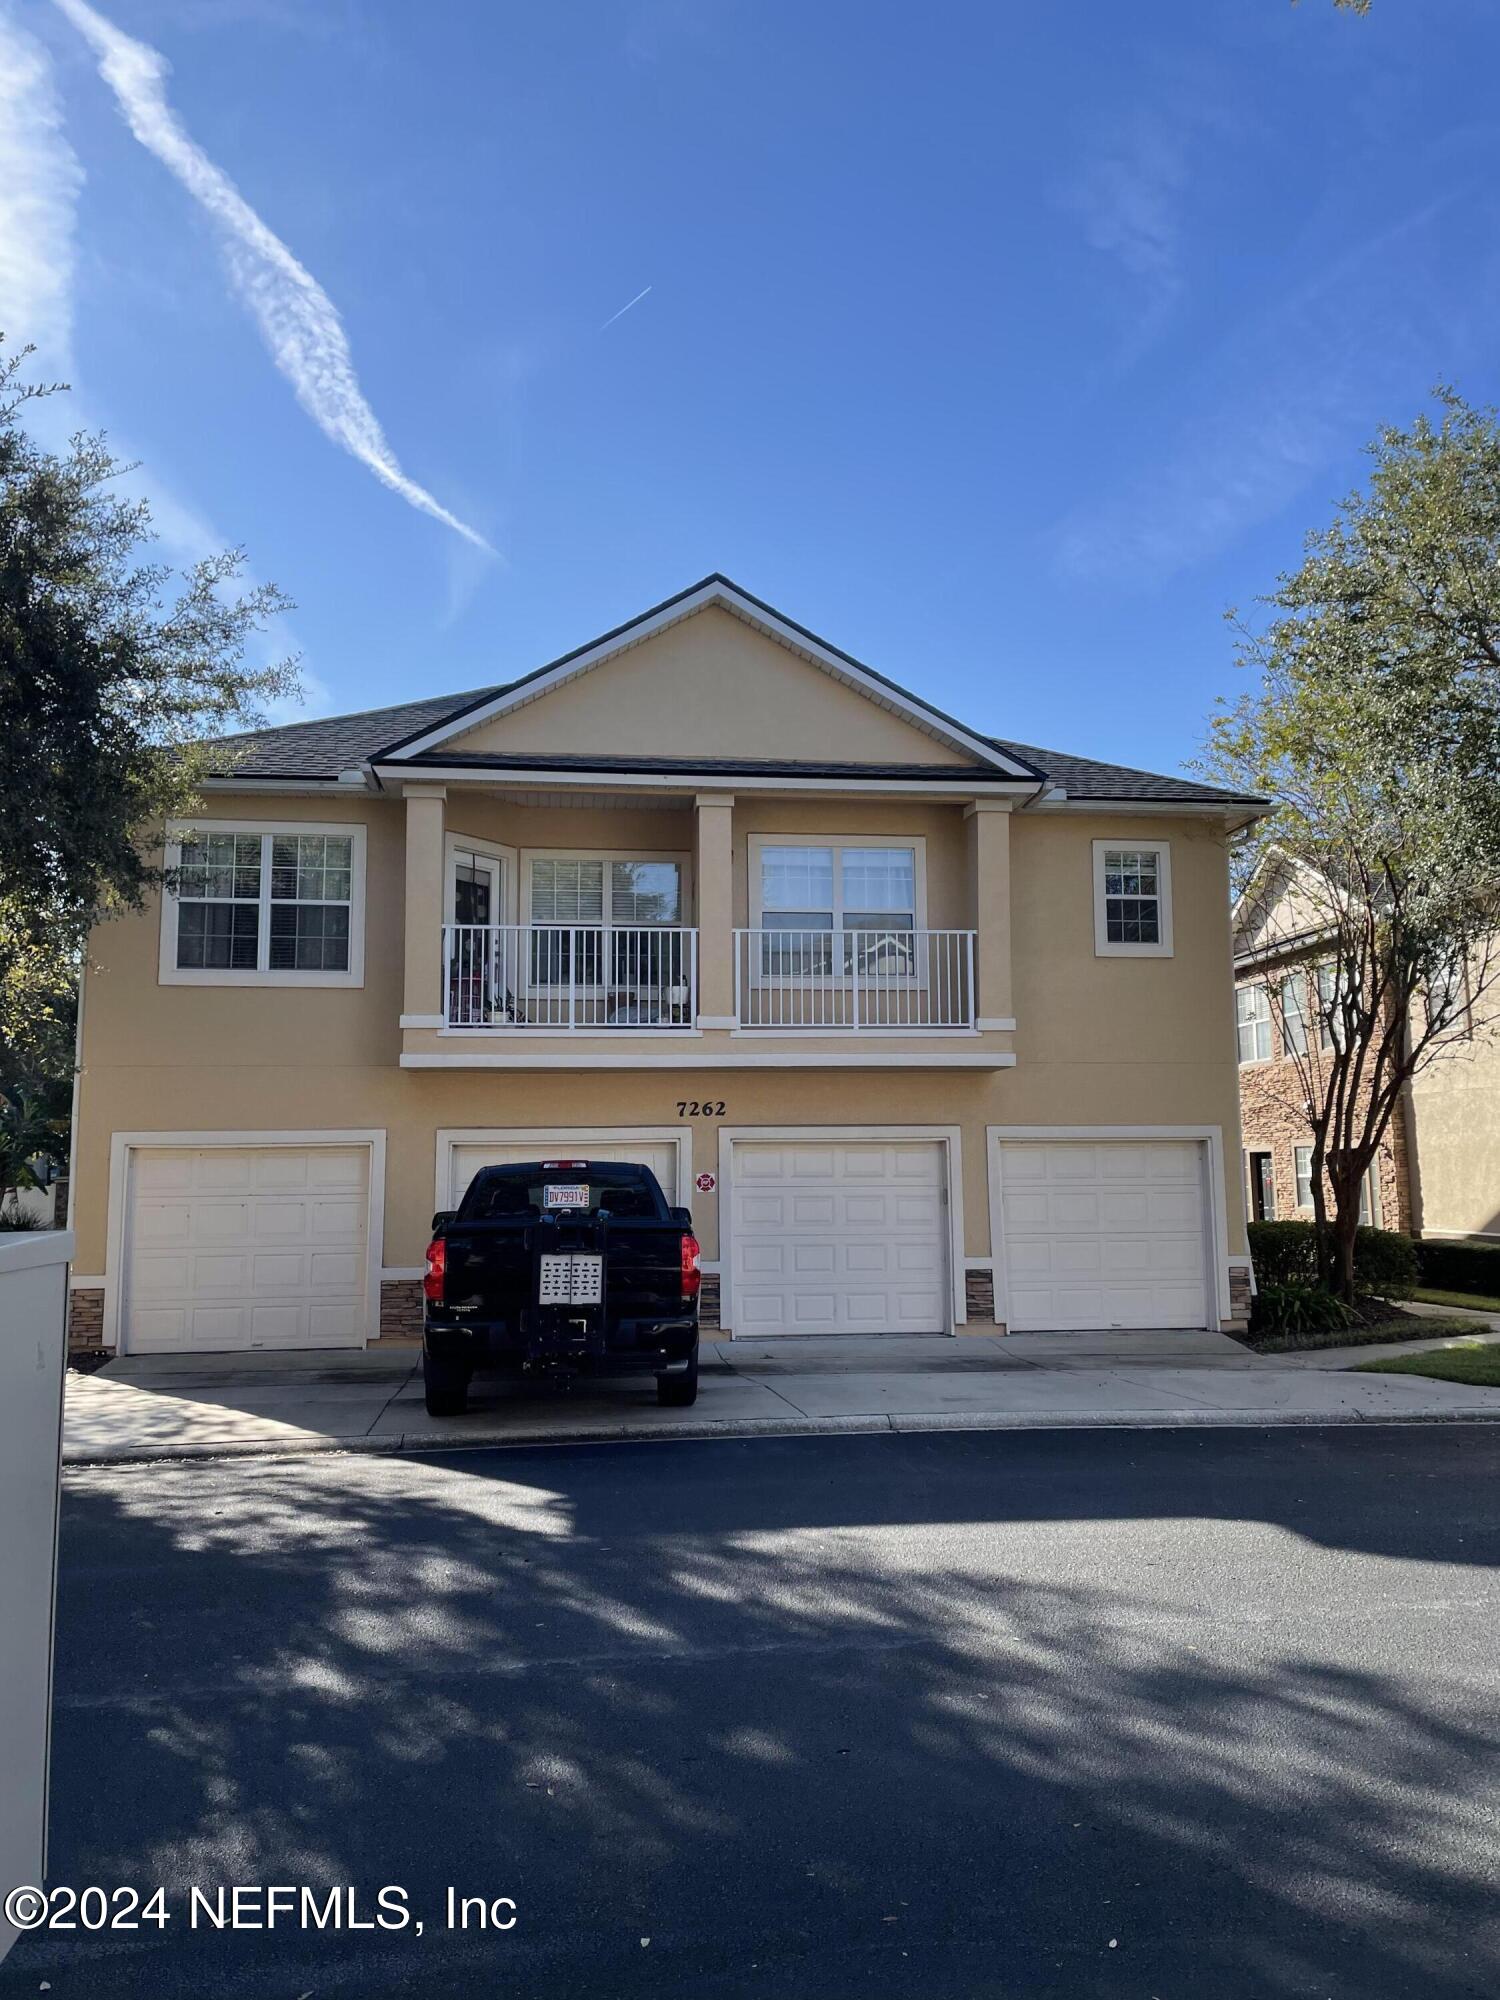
(677, 1100, 726, 1118)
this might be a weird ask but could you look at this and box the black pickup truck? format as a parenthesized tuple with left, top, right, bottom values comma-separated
(421, 1160, 702, 1415)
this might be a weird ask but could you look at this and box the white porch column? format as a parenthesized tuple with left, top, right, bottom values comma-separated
(694, 792, 736, 1027)
(402, 784, 447, 1024)
(965, 800, 1013, 1028)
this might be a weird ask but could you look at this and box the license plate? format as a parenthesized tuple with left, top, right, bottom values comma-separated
(538, 1254, 603, 1305)
(543, 1183, 590, 1211)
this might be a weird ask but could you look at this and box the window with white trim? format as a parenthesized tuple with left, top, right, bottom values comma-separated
(1316, 962, 1346, 1049)
(1294, 1145, 1313, 1211)
(754, 841, 919, 976)
(524, 852, 686, 990)
(1237, 983, 1272, 1064)
(1092, 841, 1172, 956)
(1281, 974, 1308, 1057)
(161, 824, 365, 986)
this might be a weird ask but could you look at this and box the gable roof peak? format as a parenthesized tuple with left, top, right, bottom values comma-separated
(375, 574, 1037, 775)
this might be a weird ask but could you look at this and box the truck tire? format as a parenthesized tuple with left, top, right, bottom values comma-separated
(423, 1351, 471, 1417)
(657, 1347, 699, 1408)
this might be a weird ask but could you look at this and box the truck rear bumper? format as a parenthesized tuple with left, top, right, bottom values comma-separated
(424, 1315, 698, 1378)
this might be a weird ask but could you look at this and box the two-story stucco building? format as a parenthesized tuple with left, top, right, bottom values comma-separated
(67, 576, 1268, 1355)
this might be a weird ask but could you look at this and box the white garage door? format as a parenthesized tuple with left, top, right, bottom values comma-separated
(998, 1140, 1210, 1331)
(122, 1146, 370, 1353)
(730, 1140, 948, 1335)
(446, 1138, 681, 1211)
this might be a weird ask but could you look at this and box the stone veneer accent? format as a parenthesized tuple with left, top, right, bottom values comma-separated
(964, 1267, 997, 1325)
(698, 1271, 721, 1331)
(68, 1286, 106, 1354)
(1226, 1263, 1252, 1332)
(378, 1278, 424, 1343)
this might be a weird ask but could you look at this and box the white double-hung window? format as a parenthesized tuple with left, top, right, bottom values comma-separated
(1281, 974, 1309, 1057)
(753, 839, 920, 977)
(524, 853, 685, 991)
(1236, 983, 1272, 1064)
(161, 823, 366, 986)
(1092, 841, 1172, 956)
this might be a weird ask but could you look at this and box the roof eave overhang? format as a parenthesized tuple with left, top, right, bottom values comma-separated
(367, 760, 1040, 798)
(375, 576, 1040, 776)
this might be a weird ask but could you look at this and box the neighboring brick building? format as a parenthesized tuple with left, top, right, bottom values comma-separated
(1233, 966, 1413, 1234)
(1230, 849, 1486, 1243)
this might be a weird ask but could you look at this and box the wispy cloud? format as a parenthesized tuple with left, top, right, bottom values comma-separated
(1061, 115, 1188, 348)
(601, 284, 652, 331)
(50, 0, 492, 551)
(0, 9, 84, 368)
(1050, 194, 1465, 589)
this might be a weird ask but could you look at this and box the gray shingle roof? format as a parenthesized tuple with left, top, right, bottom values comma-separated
(990, 739, 1261, 807)
(210, 700, 1259, 806)
(211, 686, 507, 777)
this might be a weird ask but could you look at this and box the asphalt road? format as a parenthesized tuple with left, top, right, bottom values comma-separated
(6, 1426, 1500, 2000)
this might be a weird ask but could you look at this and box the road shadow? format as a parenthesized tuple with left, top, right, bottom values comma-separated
(9, 1427, 1500, 1999)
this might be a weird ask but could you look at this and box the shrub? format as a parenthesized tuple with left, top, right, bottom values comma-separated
(1415, 1237, 1500, 1297)
(1354, 1226, 1417, 1299)
(1247, 1218, 1417, 1298)
(1247, 1220, 1318, 1286)
(0, 1205, 43, 1232)
(1250, 1282, 1359, 1338)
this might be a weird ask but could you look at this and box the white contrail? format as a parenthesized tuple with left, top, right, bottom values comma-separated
(0, 10, 84, 368)
(601, 284, 651, 331)
(50, 0, 491, 551)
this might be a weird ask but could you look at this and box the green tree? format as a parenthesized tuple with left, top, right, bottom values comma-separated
(0, 339, 297, 1074)
(1206, 390, 1500, 1301)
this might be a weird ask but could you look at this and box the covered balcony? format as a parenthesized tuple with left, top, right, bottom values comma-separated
(444, 924, 699, 1031)
(733, 926, 976, 1031)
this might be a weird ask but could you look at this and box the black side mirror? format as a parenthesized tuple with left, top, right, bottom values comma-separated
(431, 1210, 456, 1233)
(669, 1206, 693, 1228)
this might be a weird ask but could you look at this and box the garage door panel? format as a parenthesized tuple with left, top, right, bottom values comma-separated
(999, 1140, 1209, 1331)
(791, 1195, 838, 1227)
(122, 1145, 369, 1353)
(793, 1242, 836, 1273)
(730, 1140, 948, 1335)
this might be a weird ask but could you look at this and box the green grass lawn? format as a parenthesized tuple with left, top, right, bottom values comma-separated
(1241, 1312, 1479, 1355)
(1413, 1285, 1500, 1314)
(1357, 1339, 1500, 1387)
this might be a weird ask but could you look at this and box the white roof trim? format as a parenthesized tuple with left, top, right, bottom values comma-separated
(368, 762, 1035, 798)
(383, 579, 1032, 774)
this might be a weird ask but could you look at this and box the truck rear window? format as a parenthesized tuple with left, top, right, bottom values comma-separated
(461, 1168, 663, 1222)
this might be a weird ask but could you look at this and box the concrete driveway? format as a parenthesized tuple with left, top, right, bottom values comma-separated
(63, 1326, 1500, 1464)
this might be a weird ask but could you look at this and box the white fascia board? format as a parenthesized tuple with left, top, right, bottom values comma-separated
(370, 763, 1035, 798)
(1030, 796, 1266, 821)
(199, 777, 374, 796)
(402, 1051, 1016, 1069)
(381, 580, 1033, 774)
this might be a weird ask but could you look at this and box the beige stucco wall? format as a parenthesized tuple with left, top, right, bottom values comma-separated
(72, 790, 1247, 1311)
(445, 606, 977, 767)
(1406, 1021, 1500, 1237)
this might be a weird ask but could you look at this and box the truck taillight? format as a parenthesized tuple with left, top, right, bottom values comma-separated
(423, 1237, 446, 1303)
(681, 1232, 702, 1298)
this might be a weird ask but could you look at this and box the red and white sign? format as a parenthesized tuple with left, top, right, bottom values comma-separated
(695, 1171, 717, 1194)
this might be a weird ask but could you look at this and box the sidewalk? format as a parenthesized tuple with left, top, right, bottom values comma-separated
(62, 1327, 1500, 1465)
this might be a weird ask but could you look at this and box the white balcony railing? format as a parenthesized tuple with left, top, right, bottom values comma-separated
(444, 924, 698, 1030)
(733, 928, 976, 1031)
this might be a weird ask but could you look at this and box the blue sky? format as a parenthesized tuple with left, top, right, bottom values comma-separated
(2, 0, 1496, 776)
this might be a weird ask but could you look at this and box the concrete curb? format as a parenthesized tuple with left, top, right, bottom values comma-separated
(61, 1403, 1500, 1469)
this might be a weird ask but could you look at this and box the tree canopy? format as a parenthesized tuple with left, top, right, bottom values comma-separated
(0, 340, 298, 1069)
(1206, 390, 1500, 1293)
